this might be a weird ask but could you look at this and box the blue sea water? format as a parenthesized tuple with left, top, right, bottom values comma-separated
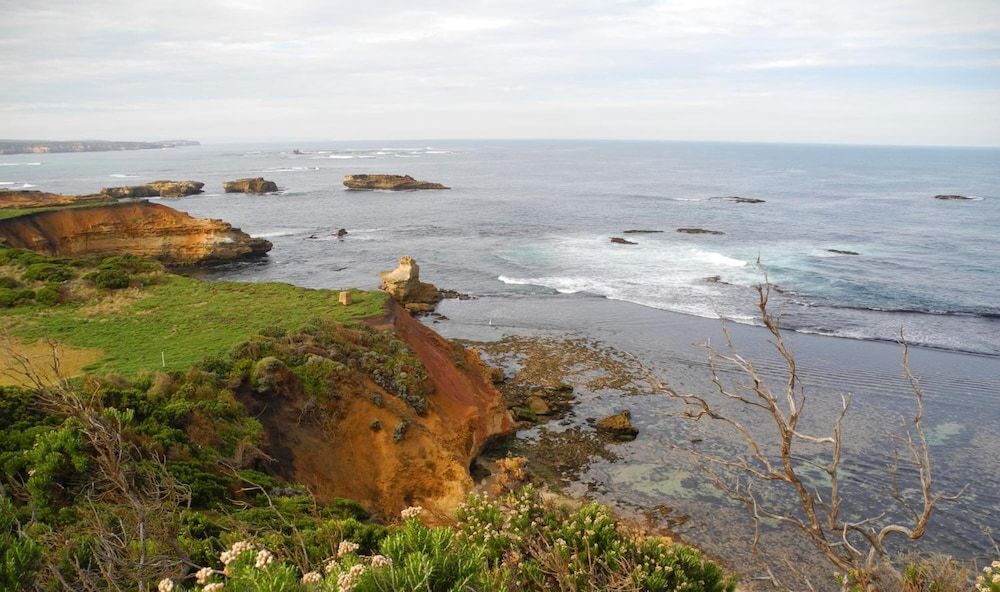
(4, 140, 999, 578)
(5, 139, 996, 354)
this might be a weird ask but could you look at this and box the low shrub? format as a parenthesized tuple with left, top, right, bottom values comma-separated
(0, 287, 35, 308)
(34, 284, 62, 306)
(85, 268, 131, 290)
(22, 262, 73, 283)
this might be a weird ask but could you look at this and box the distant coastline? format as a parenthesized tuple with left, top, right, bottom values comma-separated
(0, 138, 199, 155)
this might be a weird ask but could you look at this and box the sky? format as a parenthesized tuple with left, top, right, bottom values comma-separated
(1, 0, 999, 146)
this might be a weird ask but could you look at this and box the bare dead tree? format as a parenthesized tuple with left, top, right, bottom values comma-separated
(623, 279, 966, 590)
(2, 334, 191, 591)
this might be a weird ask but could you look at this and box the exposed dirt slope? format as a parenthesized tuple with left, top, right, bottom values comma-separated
(239, 302, 513, 522)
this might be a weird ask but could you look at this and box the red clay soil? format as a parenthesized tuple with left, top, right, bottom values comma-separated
(238, 301, 513, 523)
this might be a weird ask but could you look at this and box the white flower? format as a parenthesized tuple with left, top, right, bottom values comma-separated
(370, 554, 393, 568)
(195, 567, 214, 585)
(204, 584, 224, 592)
(220, 541, 255, 565)
(157, 578, 174, 592)
(254, 549, 275, 569)
(336, 564, 367, 592)
(324, 559, 339, 574)
(400, 506, 424, 520)
(337, 540, 359, 557)
(302, 571, 323, 584)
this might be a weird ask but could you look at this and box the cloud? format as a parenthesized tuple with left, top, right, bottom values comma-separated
(0, 0, 997, 145)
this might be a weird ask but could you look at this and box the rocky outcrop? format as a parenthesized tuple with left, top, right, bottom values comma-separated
(711, 196, 765, 204)
(101, 180, 205, 198)
(224, 177, 279, 193)
(378, 256, 443, 313)
(0, 189, 113, 210)
(934, 194, 973, 200)
(828, 249, 859, 255)
(0, 202, 271, 265)
(596, 410, 639, 441)
(610, 237, 637, 245)
(343, 174, 449, 191)
(677, 228, 725, 235)
(623, 229, 663, 234)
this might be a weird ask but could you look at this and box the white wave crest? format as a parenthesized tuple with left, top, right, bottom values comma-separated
(110, 173, 140, 178)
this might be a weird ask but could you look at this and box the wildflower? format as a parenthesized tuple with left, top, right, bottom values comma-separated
(370, 554, 393, 568)
(400, 506, 424, 520)
(254, 549, 275, 569)
(302, 571, 323, 584)
(337, 540, 359, 557)
(195, 567, 214, 585)
(157, 579, 174, 592)
(204, 584, 224, 592)
(220, 541, 255, 565)
(324, 559, 339, 574)
(336, 564, 367, 592)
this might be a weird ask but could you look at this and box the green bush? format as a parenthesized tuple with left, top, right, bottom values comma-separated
(0, 276, 20, 289)
(0, 496, 41, 591)
(22, 262, 73, 283)
(34, 284, 62, 305)
(0, 287, 35, 308)
(85, 268, 131, 290)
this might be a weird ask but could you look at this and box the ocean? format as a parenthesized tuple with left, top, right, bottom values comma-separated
(4, 140, 999, 578)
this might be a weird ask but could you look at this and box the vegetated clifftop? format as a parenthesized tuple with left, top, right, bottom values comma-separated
(0, 189, 114, 210)
(0, 201, 271, 265)
(240, 300, 514, 521)
(0, 139, 199, 154)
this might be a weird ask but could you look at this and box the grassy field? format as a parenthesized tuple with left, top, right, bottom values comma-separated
(4, 274, 385, 375)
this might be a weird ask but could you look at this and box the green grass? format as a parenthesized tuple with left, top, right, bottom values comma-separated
(7, 275, 385, 375)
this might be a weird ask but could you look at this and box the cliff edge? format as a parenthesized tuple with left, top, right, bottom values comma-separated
(0, 201, 271, 265)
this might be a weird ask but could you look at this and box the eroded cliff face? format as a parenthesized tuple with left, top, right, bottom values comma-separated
(240, 301, 514, 522)
(0, 201, 271, 265)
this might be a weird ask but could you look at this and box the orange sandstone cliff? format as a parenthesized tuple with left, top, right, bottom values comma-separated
(239, 300, 514, 522)
(0, 201, 271, 265)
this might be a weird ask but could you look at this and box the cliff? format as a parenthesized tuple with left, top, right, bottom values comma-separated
(240, 301, 514, 521)
(0, 139, 199, 155)
(0, 189, 114, 210)
(0, 201, 271, 265)
(343, 174, 449, 190)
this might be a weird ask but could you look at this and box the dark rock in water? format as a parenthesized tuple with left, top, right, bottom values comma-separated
(596, 410, 638, 441)
(292, 149, 303, 155)
(828, 249, 859, 255)
(335, 228, 348, 237)
(704, 275, 722, 283)
(623, 229, 664, 234)
(307, 234, 318, 239)
(438, 288, 473, 301)
(610, 237, 638, 245)
(677, 228, 725, 235)
(343, 174, 448, 190)
(711, 196, 765, 204)
(934, 194, 973, 200)
(224, 177, 279, 193)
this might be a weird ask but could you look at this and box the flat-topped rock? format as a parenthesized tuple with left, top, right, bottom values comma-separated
(934, 194, 973, 201)
(101, 180, 205, 199)
(610, 237, 638, 245)
(710, 196, 765, 204)
(828, 249, 859, 255)
(224, 177, 279, 193)
(343, 174, 448, 191)
(677, 228, 725, 235)
(623, 229, 663, 234)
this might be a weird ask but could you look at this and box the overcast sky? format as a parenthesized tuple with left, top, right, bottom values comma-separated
(2, 0, 999, 145)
